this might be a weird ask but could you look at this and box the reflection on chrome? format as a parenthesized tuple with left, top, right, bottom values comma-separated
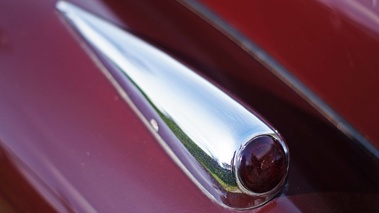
(57, 1, 289, 209)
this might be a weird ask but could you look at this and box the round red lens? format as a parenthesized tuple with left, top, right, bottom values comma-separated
(237, 136, 287, 193)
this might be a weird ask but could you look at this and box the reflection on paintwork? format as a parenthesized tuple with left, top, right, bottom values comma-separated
(0, 142, 72, 212)
(189, 0, 379, 157)
(57, 1, 289, 209)
(320, 0, 379, 34)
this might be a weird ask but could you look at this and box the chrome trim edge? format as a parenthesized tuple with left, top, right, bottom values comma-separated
(180, 0, 379, 160)
(57, 1, 289, 209)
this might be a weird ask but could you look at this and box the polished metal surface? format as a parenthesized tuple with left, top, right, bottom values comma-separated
(57, 1, 289, 209)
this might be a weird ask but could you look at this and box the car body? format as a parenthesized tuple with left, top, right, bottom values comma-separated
(0, 0, 378, 212)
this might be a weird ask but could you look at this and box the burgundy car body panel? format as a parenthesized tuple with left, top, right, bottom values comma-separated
(200, 0, 379, 150)
(0, 0, 378, 212)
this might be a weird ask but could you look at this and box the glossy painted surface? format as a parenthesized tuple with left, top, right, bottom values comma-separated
(0, 145, 57, 212)
(199, 0, 379, 151)
(0, 0, 378, 212)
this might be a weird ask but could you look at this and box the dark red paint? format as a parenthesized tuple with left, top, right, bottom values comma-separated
(200, 0, 379, 150)
(238, 136, 286, 193)
(0, 0, 378, 212)
(0, 145, 58, 212)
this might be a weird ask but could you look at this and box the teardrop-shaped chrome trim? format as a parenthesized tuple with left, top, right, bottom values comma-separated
(57, 1, 289, 209)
